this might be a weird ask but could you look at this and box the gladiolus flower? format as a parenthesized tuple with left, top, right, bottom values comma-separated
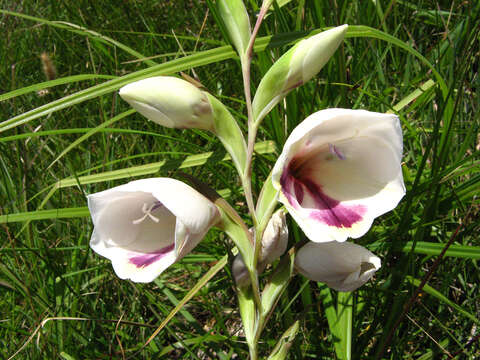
(87, 178, 220, 283)
(119, 76, 215, 130)
(272, 108, 405, 243)
(295, 241, 381, 292)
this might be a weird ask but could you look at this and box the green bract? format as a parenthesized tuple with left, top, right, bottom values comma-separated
(216, 0, 251, 56)
(205, 93, 248, 176)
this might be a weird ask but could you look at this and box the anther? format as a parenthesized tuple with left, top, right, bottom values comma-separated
(328, 143, 346, 160)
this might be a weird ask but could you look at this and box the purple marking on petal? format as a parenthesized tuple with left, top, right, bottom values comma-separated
(280, 167, 301, 209)
(151, 201, 164, 211)
(280, 155, 366, 228)
(129, 243, 175, 268)
(294, 181, 304, 204)
(302, 178, 366, 228)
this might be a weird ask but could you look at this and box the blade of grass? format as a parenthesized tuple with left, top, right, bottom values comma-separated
(0, 74, 116, 102)
(0, 10, 157, 66)
(337, 292, 353, 360)
(127, 255, 228, 359)
(405, 276, 480, 326)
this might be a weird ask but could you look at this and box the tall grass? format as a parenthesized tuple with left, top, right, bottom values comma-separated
(1, 0, 479, 358)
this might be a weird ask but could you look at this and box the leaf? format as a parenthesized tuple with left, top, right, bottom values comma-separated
(336, 292, 353, 360)
(0, 10, 156, 66)
(261, 249, 295, 320)
(369, 241, 480, 260)
(267, 320, 300, 360)
(0, 74, 116, 102)
(48, 109, 135, 168)
(140, 255, 228, 350)
(205, 93, 247, 176)
(318, 283, 344, 359)
(255, 172, 279, 232)
(237, 287, 256, 347)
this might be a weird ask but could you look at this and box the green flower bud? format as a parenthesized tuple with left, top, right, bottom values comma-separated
(119, 76, 214, 130)
(252, 25, 348, 124)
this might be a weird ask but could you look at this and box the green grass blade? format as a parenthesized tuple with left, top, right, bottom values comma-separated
(405, 276, 480, 325)
(140, 255, 228, 350)
(318, 283, 344, 359)
(369, 241, 480, 260)
(0, 207, 89, 223)
(48, 109, 135, 168)
(0, 74, 116, 102)
(336, 292, 353, 360)
(0, 10, 157, 66)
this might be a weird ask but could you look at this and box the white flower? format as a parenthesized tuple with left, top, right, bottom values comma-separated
(272, 108, 405, 243)
(119, 76, 214, 130)
(295, 241, 381, 292)
(87, 178, 220, 283)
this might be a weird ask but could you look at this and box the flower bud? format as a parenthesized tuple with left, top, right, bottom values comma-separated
(252, 25, 348, 123)
(295, 241, 381, 292)
(259, 210, 288, 264)
(232, 210, 289, 287)
(232, 253, 251, 287)
(119, 76, 215, 130)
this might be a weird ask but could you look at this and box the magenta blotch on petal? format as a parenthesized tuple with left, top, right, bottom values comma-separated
(281, 162, 366, 228)
(129, 244, 175, 268)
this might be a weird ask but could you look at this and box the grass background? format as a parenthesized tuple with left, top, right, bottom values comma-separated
(1, 0, 479, 358)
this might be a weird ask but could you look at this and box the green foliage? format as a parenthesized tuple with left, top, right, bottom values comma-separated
(1, 0, 479, 358)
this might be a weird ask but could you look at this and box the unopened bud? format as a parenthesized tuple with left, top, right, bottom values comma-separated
(232, 253, 251, 287)
(295, 241, 381, 292)
(252, 25, 348, 123)
(260, 210, 288, 264)
(232, 210, 289, 287)
(119, 76, 214, 130)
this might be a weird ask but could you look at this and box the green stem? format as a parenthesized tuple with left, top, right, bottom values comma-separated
(240, 2, 270, 230)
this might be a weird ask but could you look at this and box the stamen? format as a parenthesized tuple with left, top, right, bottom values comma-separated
(132, 202, 161, 224)
(328, 143, 346, 160)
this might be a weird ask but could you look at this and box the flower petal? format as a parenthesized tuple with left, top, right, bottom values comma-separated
(149, 178, 220, 235)
(273, 108, 405, 242)
(111, 245, 177, 283)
